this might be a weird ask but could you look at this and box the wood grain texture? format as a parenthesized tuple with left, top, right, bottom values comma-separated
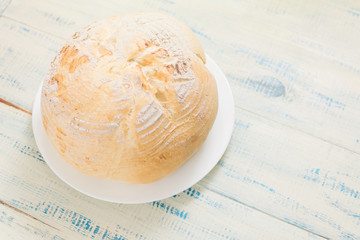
(0, 201, 66, 240)
(0, 17, 63, 111)
(0, 102, 323, 240)
(0, 0, 360, 239)
(3, 0, 360, 154)
(202, 107, 360, 238)
(0, 0, 11, 15)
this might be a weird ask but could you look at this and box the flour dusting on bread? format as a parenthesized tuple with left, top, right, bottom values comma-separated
(41, 12, 218, 183)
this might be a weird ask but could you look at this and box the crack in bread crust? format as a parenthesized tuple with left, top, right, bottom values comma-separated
(41, 12, 218, 183)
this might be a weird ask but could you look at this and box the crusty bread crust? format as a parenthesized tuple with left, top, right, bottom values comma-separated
(41, 12, 218, 183)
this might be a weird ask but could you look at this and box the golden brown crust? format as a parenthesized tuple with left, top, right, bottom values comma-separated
(41, 12, 218, 183)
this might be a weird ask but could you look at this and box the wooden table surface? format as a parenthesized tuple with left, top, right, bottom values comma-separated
(1, 0, 360, 239)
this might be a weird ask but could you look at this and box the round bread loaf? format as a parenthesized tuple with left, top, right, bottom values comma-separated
(41, 12, 218, 184)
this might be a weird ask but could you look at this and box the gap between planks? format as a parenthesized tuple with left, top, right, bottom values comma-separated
(2, 15, 67, 40)
(2, 14, 360, 159)
(234, 104, 360, 157)
(0, 11, 356, 238)
(1, 87, 359, 161)
(0, 199, 58, 230)
(0, 0, 12, 16)
(1, 86, 359, 161)
(198, 183, 329, 240)
(0, 97, 31, 115)
(4, 6, 357, 71)
(0, 99, 331, 239)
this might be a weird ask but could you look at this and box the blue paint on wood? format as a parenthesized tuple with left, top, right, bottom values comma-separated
(348, 9, 360, 17)
(283, 218, 314, 234)
(173, 187, 223, 209)
(8, 200, 131, 240)
(246, 177, 276, 193)
(93, 225, 100, 234)
(102, 229, 108, 240)
(227, 43, 350, 110)
(151, 201, 188, 219)
(0, 72, 24, 91)
(234, 119, 251, 129)
(326, 196, 360, 224)
(250, 75, 285, 97)
(230, 43, 297, 82)
(218, 159, 278, 194)
(0, 0, 11, 15)
(229, 43, 353, 113)
(40, 12, 76, 26)
(230, 44, 350, 112)
(1, 211, 14, 223)
(303, 169, 360, 199)
(190, 27, 211, 40)
(311, 91, 346, 110)
(341, 232, 357, 240)
(226, 74, 285, 98)
(348, 214, 360, 218)
(22, 27, 30, 32)
(184, 187, 201, 199)
(157, 0, 174, 4)
(0, 132, 45, 162)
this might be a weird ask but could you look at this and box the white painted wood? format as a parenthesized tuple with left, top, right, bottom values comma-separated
(202, 107, 360, 238)
(0, 0, 10, 15)
(0, 104, 323, 240)
(4, 0, 360, 155)
(0, 201, 67, 240)
(0, 0, 360, 239)
(0, 18, 63, 111)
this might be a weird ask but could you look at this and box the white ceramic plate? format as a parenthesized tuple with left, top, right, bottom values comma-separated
(32, 54, 234, 204)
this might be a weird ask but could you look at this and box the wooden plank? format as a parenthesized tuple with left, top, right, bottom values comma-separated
(325, 0, 360, 12)
(2, 0, 147, 39)
(3, 0, 360, 156)
(0, 105, 323, 239)
(201, 107, 360, 239)
(0, 0, 11, 15)
(0, 0, 359, 239)
(0, 200, 67, 240)
(0, 17, 64, 111)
